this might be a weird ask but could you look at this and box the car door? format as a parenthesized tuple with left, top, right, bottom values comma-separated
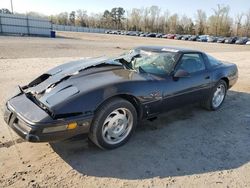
(161, 52, 212, 111)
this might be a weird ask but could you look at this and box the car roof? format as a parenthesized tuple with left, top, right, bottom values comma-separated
(135, 46, 202, 53)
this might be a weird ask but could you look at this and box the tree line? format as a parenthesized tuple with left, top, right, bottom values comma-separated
(1, 5, 250, 37)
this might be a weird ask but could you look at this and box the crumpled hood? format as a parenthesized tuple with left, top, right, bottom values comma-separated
(27, 56, 109, 94)
(24, 56, 146, 109)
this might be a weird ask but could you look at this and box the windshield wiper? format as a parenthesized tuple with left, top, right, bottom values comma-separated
(113, 52, 141, 70)
(117, 59, 133, 70)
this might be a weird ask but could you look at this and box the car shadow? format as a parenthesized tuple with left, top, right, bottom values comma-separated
(50, 90, 250, 179)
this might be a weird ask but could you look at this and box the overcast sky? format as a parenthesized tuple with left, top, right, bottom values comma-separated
(1, 0, 250, 18)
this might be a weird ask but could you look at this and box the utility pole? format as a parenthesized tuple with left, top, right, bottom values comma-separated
(10, 0, 14, 14)
(126, 10, 128, 31)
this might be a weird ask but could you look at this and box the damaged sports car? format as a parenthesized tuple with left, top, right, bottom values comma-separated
(4, 46, 238, 149)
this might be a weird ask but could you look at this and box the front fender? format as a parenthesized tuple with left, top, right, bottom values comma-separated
(50, 81, 158, 119)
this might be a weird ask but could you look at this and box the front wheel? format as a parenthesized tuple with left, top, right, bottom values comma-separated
(88, 98, 137, 150)
(202, 80, 227, 111)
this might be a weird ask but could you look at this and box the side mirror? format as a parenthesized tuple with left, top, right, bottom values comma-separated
(174, 69, 190, 78)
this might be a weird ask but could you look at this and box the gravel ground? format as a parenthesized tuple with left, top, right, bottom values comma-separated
(0, 32, 250, 188)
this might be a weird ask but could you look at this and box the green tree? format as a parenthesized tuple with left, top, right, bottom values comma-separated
(180, 15, 193, 34)
(102, 10, 112, 28)
(76, 9, 88, 27)
(130, 8, 141, 31)
(245, 9, 250, 37)
(169, 14, 179, 33)
(208, 4, 232, 36)
(0, 8, 12, 14)
(69, 11, 76, 26)
(57, 12, 68, 25)
(110, 7, 125, 29)
(149, 6, 160, 32)
(195, 9, 207, 35)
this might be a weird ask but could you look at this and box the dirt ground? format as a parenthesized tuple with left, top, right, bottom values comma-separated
(0, 32, 250, 188)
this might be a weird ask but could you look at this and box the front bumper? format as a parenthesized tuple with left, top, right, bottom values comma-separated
(4, 96, 92, 142)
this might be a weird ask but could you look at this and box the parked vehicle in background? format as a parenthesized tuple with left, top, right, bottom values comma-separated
(146, 33, 156, 37)
(167, 34, 176, 39)
(181, 35, 191, 40)
(188, 35, 198, 41)
(126, 31, 137, 36)
(137, 32, 144, 36)
(217, 37, 226, 43)
(123, 31, 130, 35)
(225, 37, 238, 44)
(197, 35, 209, 42)
(207, 36, 218, 42)
(136, 31, 141, 36)
(174, 35, 183, 40)
(139, 32, 148, 37)
(162, 34, 168, 38)
(117, 31, 122, 35)
(246, 40, 250, 45)
(103, 30, 248, 45)
(156, 33, 163, 38)
(235, 37, 248, 45)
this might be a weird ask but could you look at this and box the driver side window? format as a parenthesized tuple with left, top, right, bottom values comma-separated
(177, 53, 205, 74)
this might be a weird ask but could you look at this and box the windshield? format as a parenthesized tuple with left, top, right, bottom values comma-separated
(116, 49, 178, 75)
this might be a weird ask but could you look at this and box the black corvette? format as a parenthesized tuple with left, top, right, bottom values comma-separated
(4, 46, 238, 149)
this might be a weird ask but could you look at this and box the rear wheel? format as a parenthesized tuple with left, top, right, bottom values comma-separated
(202, 80, 227, 110)
(88, 98, 137, 149)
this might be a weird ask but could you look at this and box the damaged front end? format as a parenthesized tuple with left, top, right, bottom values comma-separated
(20, 56, 110, 118)
(3, 57, 113, 142)
(4, 85, 92, 142)
(3, 53, 141, 142)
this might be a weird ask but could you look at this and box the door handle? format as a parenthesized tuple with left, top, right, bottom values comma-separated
(205, 76, 210, 79)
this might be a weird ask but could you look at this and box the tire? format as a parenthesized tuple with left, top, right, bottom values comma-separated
(202, 80, 227, 111)
(88, 98, 137, 150)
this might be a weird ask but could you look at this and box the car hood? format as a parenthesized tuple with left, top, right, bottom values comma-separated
(24, 56, 147, 108)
